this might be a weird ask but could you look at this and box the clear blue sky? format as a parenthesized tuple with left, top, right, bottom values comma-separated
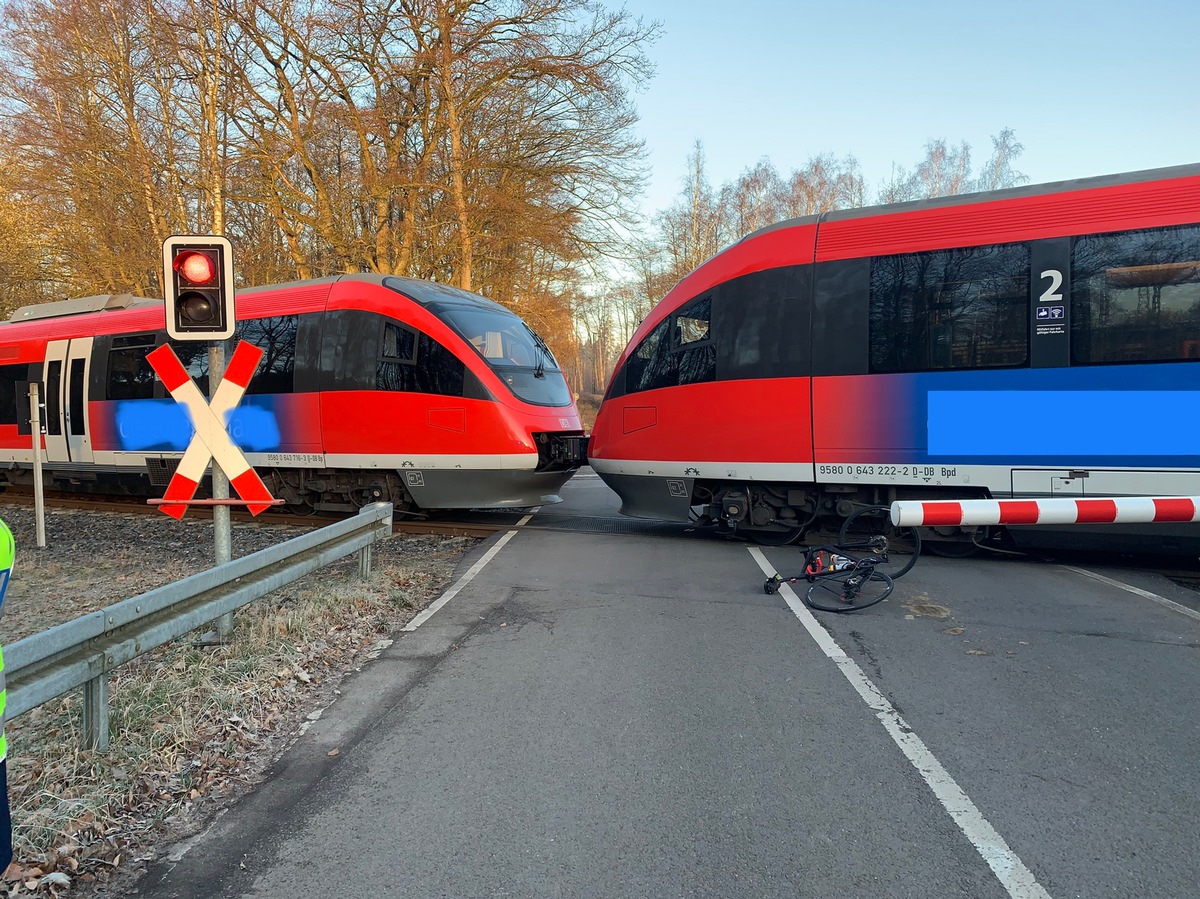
(627, 0, 1200, 218)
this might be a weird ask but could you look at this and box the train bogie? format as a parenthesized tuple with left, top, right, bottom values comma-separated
(0, 274, 585, 514)
(589, 164, 1200, 554)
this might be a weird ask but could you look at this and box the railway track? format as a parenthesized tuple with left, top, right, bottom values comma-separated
(4, 487, 1198, 594)
(0, 488, 507, 539)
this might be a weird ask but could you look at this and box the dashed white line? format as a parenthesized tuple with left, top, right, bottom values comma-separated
(748, 547, 1053, 899)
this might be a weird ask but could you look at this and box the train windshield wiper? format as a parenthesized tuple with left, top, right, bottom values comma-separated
(525, 326, 552, 379)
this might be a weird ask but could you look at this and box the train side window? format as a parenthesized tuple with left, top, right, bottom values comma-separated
(672, 296, 716, 386)
(377, 322, 418, 392)
(235, 315, 298, 394)
(166, 339, 211, 395)
(416, 334, 466, 396)
(624, 319, 675, 393)
(68, 358, 86, 435)
(45, 361, 61, 435)
(107, 334, 157, 401)
(0, 364, 23, 424)
(1070, 223, 1200, 364)
(674, 297, 711, 347)
(376, 322, 465, 396)
(869, 243, 1030, 373)
(381, 322, 417, 363)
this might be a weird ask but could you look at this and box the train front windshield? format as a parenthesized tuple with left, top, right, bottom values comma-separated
(436, 306, 572, 406)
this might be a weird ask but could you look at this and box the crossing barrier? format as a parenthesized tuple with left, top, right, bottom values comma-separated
(890, 496, 1200, 528)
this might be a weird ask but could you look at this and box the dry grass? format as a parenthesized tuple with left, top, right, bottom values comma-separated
(576, 393, 601, 432)
(1, 532, 476, 897)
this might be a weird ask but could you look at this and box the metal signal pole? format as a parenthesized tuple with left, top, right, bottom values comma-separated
(209, 339, 234, 640)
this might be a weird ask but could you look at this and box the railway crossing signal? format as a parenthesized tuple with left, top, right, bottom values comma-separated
(146, 341, 277, 519)
(163, 235, 235, 340)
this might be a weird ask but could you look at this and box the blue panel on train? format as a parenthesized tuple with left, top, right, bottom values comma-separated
(928, 391, 1200, 456)
(114, 400, 281, 451)
(115, 401, 191, 450)
(227, 406, 281, 451)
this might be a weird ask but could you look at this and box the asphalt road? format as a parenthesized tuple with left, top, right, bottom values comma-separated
(134, 471, 1200, 898)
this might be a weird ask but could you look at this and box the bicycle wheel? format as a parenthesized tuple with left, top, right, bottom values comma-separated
(804, 569, 893, 613)
(838, 506, 921, 579)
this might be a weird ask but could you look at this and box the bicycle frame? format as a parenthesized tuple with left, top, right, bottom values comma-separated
(762, 539, 896, 612)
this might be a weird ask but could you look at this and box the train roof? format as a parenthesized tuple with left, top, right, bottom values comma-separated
(382, 275, 515, 315)
(7, 292, 162, 324)
(742, 161, 1200, 243)
(5, 273, 513, 328)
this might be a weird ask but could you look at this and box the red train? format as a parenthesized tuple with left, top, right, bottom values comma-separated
(588, 164, 1200, 554)
(0, 274, 586, 514)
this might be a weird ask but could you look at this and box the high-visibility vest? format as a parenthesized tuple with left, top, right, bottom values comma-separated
(0, 519, 14, 765)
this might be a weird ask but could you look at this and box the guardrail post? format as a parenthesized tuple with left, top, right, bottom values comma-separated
(358, 504, 375, 578)
(82, 673, 110, 752)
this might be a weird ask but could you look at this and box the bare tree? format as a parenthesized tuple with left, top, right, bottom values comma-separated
(974, 127, 1029, 192)
(0, 0, 173, 294)
(913, 138, 973, 198)
(0, 162, 62, 313)
(653, 141, 732, 282)
(875, 131, 1027, 203)
(784, 153, 864, 217)
(729, 158, 786, 237)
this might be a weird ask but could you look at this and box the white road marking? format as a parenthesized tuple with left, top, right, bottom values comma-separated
(1063, 566, 1200, 623)
(402, 531, 519, 631)
(401, 506, 540, 631)
(749, 547, 1053, 899)
(517, 508, 540, 525)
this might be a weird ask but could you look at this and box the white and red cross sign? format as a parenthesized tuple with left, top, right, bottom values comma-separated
(146, 341, 277, 519)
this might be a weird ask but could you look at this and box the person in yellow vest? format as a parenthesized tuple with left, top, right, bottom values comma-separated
(0, 519, 13, 873)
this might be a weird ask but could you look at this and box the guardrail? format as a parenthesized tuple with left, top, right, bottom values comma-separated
(4, 501, 394, 751)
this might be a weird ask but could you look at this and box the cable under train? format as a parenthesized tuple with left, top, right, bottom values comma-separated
(588, 163, 1200, 554)
(0, 273, 586, 514)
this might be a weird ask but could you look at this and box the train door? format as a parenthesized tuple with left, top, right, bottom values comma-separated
(42, 338, 95, 465)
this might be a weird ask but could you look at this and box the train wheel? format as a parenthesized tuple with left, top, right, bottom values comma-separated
(838, 506, 921, 579)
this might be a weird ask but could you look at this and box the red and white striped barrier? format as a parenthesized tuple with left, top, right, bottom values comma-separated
(890, 496, 1200, 528)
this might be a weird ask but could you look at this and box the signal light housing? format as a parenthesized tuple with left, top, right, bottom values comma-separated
(163, 235, 235, 340)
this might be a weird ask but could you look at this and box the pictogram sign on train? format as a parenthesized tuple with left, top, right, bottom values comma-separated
(146, 341, 278, 519)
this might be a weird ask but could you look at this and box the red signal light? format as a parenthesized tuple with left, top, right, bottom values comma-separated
(163, 235, 235, 340)
(174, 250, 217, 284)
